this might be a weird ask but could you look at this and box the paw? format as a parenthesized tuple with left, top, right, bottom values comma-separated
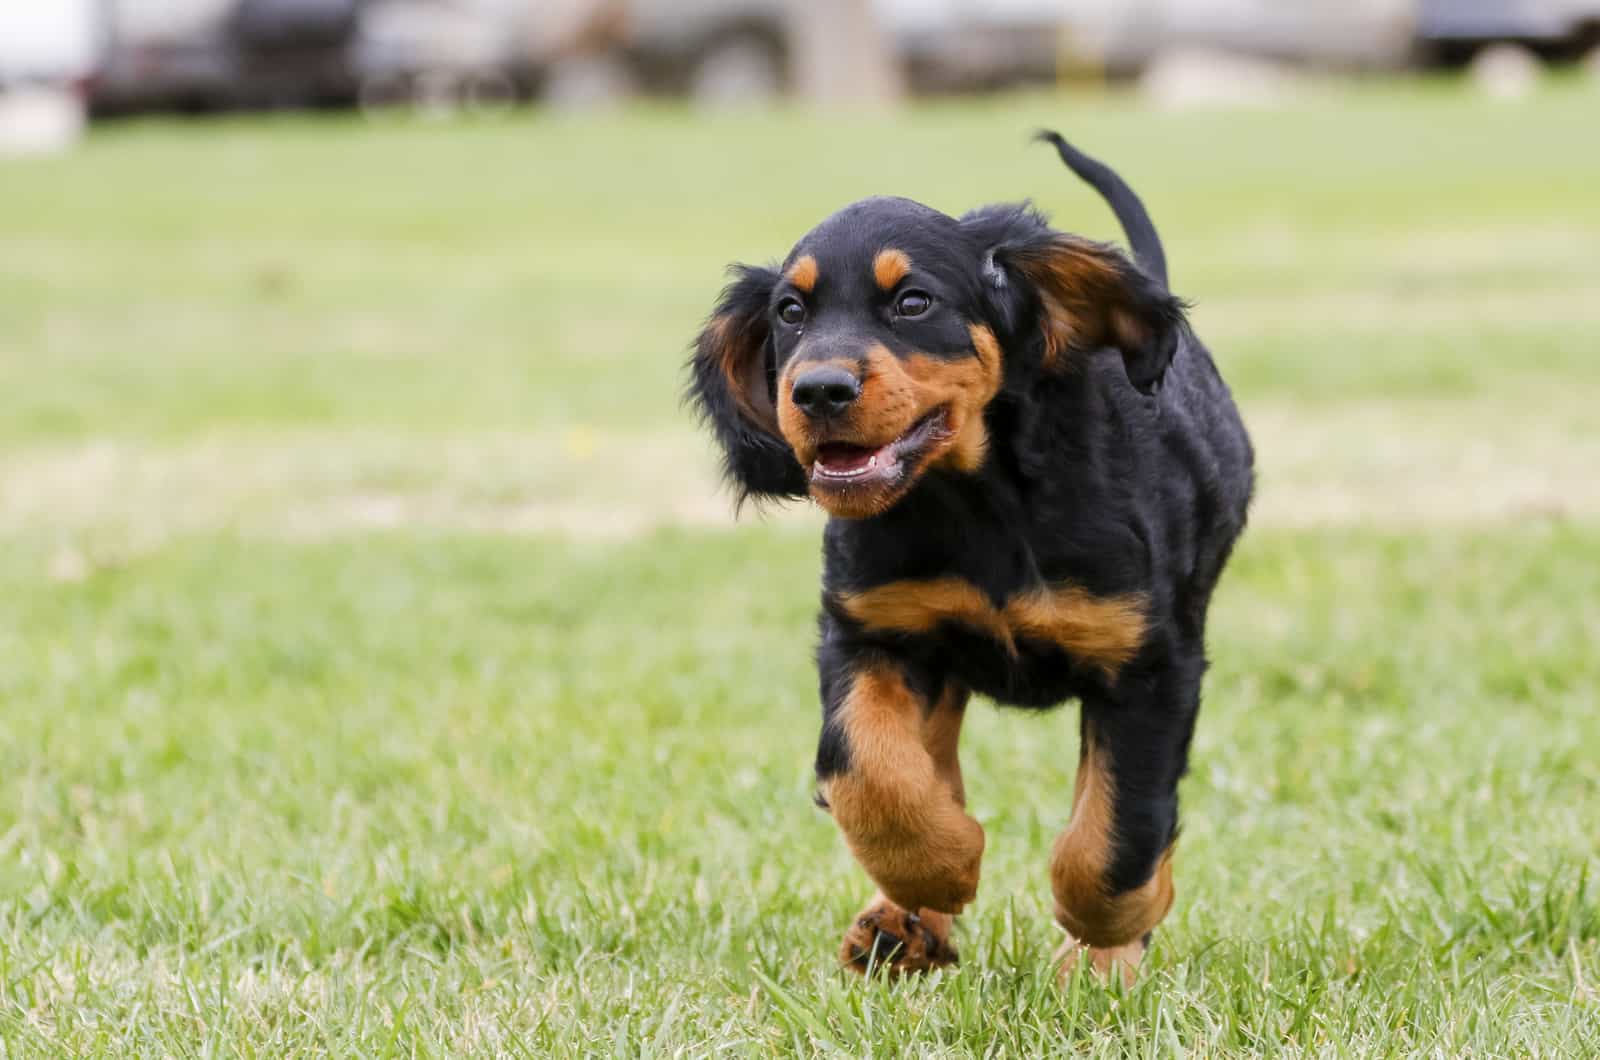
(1054, 933, 1146, 989)
(840, 895, 957, 976)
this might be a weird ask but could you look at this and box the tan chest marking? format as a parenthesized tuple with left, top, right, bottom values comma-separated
(836, 577, 1147, 679)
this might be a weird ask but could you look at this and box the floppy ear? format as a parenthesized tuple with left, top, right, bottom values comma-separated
(966, 206, 1186, 395)
(687, 265, 809, 501)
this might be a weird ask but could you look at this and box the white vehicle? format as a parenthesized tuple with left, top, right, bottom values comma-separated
(1062, 0, 1417, 73)
(0, 1, 99, 155)
(0, 2, 99, 86)
(352, 0, 537, 114)
(1064, 0, 1600, 73)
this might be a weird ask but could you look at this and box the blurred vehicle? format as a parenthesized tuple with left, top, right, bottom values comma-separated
(616, 0, 789, 102)
(351, 0, 538, 113)
(884, 0, 1073, 92)
(610, 0, 1072, 103)
(93, 0, 363, 113)
(0, 1, 97, 154)
(864, 0, 1088, 93)
(1066, 0, 1417, 74)
(30, 0, 1600, 120)
(1067, 0, 1600, 74)
(1416, 0, 1600, 62)
(91, 0, 231, 112)
(229, 0, 364, 103)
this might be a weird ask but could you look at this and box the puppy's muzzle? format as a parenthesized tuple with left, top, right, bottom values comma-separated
(790, 365, 861, 420)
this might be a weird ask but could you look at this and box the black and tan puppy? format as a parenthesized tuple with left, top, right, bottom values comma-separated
(688, 133, 1253, 982)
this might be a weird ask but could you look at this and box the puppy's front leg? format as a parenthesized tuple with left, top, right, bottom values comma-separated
(815, 653, 984, 922)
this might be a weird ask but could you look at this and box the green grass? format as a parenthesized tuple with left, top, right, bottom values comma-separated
(3, 79, 1599, 1055)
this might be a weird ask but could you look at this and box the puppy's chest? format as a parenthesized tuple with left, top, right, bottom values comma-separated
(831, 574, 1147, 694)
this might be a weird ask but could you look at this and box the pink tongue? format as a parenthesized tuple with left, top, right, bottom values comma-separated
(817, 443, 876, 472)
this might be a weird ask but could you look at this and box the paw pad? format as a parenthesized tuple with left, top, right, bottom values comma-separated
(840, 898, 957, 976)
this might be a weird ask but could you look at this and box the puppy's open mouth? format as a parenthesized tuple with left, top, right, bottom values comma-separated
(811, 409, 949, 489)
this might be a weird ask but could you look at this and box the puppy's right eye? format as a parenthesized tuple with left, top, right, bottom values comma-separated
(777, 298, 805, 326)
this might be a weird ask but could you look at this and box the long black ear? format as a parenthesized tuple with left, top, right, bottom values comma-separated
(964, 204, 1186, 395)
(687, 265, 808, 502)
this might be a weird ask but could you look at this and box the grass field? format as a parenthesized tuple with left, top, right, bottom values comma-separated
(3, 80, 1599, 1055)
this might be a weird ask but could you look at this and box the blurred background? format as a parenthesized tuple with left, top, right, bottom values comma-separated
(3, 1, 1597, 531)
(2, 0, 1599, 601)
(5, 1, 1600, 142)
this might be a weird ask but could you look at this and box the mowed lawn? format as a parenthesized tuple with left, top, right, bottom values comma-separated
(2, 81, 1599, 1055)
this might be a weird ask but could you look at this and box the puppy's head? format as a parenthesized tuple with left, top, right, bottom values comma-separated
(689, 196, 1184, 518)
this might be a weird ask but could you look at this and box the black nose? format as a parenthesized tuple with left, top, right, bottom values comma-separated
(790, 365, 860, 417)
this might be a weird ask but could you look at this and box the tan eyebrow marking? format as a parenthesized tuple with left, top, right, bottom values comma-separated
(786, 255, 819, 293)
(873, 249, 911, 291)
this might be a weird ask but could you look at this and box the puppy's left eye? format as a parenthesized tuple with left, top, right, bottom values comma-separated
(777, 298, 805, 326)
(895, 291, 932, 318)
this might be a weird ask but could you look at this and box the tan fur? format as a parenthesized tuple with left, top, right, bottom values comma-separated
(778, 335, 1003, 518)
(1010, 238, 1139, 371)
(707, 314, 779, 432)
(820, 664, 984, 915)
(1050, 738, 1175, 950)
(921, 683, 969, 806)
(967, 322, 1003, 367)
(840, 893, 957, 975)
(837, 683, 970, 975)
(873, 248, 912, 291)
(1005, 585, 1148, 678)
(837, 578, 1147, 680)
(775, 357, 864, 453)
(837, 578, 1014, 651)
(901, 325, 1006, 473)
(1054, 934, 1146, 989)
(786, 254, 819, 293)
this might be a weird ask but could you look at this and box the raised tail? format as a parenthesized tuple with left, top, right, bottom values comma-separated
(1034, 130, 1169, 290)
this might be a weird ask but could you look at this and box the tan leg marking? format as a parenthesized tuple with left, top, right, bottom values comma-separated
(820, 666, 984, 915)
(1051, 736, 1175, 952)
(922, 683, 969, 806)
(837, 682, 969, 975)
(1054, 934, 1146, 989)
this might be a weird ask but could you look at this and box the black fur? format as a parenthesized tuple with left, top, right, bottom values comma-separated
(688, 134, 1254, 924)
(685, 265, 809, 502)
(1034, 130, 1169, 287)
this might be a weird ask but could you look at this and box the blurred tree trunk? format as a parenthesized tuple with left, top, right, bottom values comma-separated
(787, 0, 903, 105)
